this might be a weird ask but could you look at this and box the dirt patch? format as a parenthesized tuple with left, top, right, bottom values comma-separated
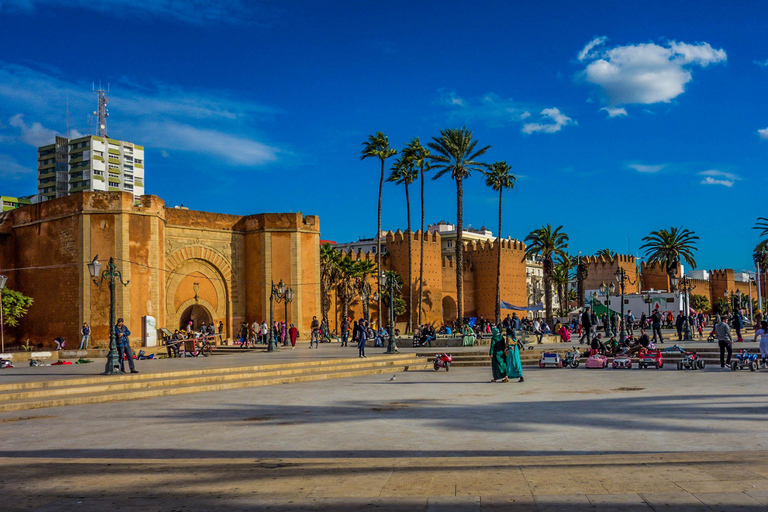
(242, 416, 275, 422)
(613, 387, 645, 392)
(371, 401, 413, 411)
(0, 415, 56, 423)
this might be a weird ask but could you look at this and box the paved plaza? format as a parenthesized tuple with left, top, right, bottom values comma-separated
(2, 348, 768, 511)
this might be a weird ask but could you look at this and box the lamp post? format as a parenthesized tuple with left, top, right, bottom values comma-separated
(614, 268, 637, 341)
(676, 275, 694, 341)
(643, 291, 653, 317)
(379, 271, 398, 354)
(88, 256, 129, 375)
(599, 281, 614, 335)
(0, 274, 7, 353)
(268, 279, 289, 352)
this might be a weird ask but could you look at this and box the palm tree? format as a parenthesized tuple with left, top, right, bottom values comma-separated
(320, 243, 342, 328)
(353, 259, 377, 322)
(523, 225, 569, 325)
(336, 256, 359, 325)
(640, 227, 699, 292)
(575, 255, 588, 307)
(361, 132, 397, 329)
(428, 128, 491, 325)
(551, 261, 570, 317)
(482, 161, 516, 323)
(403, 137, 430, 327)
(387, 154, 419, 333)
(755, 217, 768, 239)
(595, 248, 614, 260)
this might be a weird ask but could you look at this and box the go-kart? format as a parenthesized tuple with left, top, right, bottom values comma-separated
(562, 348, 581, 368)
(585, 350, 609, 369)
(612, 356, 632, 369)
(638, 348, 663, 369)
(538, 352, 563, 368)
(677, 352, 705, 370)
(731, 349, 759, 372)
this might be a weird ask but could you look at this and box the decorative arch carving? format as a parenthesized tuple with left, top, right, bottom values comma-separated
(165, 245, 238, 301)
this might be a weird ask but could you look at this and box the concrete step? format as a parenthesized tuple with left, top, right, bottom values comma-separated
(0, 355, 427, 412)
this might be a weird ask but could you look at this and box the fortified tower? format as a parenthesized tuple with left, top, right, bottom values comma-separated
(464, 238, 527, 321)
(583, 254, 639, 294)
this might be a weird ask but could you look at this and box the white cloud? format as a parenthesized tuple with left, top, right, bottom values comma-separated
(8, 113, 60, 146)
(699, 170, 739, 187)
(578, 36, 607, 62)
(755, 59, 768, 68)
(600, 106, 628, 117)
(521, 108, 575, 134)
(579, 38, 727, 106)
(629, 163, 664, 173)
(758, 127, 768, 139)
(437, 90, 535, 128)
(2, 0, 264, 24)
(160, 150, 170, 158)
(0, 153, 35, 179)
(437, 89, 466, 107)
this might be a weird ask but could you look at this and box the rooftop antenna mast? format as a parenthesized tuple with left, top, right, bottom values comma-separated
(93, 82, 109, 138)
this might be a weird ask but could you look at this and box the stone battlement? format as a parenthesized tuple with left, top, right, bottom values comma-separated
(385, 229, 440, 245)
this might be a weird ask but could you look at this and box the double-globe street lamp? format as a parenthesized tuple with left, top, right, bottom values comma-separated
(87, 256, 129, 375)
(379, 271, 399, 354)
(0, 274, 7, 353)
(672, 275, 695, 341)
(599, 281, 615, 336)
(268, 279, 293, 352)
(614, 268, 637, 341)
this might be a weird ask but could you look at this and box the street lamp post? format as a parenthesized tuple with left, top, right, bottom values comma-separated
(675, 275, 694, 341)
(643, 291, 653, 317)
(599, 281, 614, 336)
(379, 271, 398, 354)
(614, 268, 637, 341)
(284, 287, 294, 329)
(0, 274, 7, 353)
(88, 256, 129, 375)
(268, 279, 290, 352)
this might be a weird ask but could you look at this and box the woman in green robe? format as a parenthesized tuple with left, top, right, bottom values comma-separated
(489, 327, 508, 382)
(506, 333, 524, 382)
(462, 324, 476, 346)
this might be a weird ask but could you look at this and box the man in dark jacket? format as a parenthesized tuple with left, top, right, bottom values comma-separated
(340, 318, 349, 347)
(580, 308, 592, 345)
(115, 318, 138, 374)
(651, 309, 663, 343)
(733, 309, 744, 342)
(676, 311, 685, 341)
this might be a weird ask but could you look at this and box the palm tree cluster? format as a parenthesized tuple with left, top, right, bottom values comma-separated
(640, 227, 699, 291)
(320, 243, 378, 328)
(523, 225, 570, 325)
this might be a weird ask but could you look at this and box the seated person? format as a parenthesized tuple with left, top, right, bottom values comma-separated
(54, 337, 66, 350)
(590, 333, 606, 355)
(462, 324, 476, 346)
(627, 329, 651, 355)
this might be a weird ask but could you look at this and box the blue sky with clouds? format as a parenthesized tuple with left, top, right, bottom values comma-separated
(1, 0, 766, 271)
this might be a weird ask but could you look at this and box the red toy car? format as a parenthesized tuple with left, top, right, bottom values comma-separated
(638, 348, 663, 369)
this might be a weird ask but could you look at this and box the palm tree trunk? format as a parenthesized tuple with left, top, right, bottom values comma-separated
(405, 181, 413, 334)
(495, 187, 502, 324)
(321, 283, 330, 327)
(557, 284, 564, 319)
(543, 257, 553, 325)
(418, 164, 425, 327)
(455, 177, 464, 325)
(377, 159, 384, 329)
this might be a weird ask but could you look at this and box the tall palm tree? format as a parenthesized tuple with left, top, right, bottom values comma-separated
(551, 261, 570, 318)
(428, 128, 490, 325)
(320, 244, 342, 328)
(361, 132, 397, 329)
(336, 256, 359, 325)
(595, 248, 614, 260)
(353, 259, 377, 322)
(482, 161, 516, 323)
(403, 137, 430, 327)
(523, 225, 569, 325)
(576, 255, 588, 307)
(387, 154, 419, 333)
(640, 227, 699, 292)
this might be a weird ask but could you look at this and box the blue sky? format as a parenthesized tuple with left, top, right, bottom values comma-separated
(1, 0, 767, 271)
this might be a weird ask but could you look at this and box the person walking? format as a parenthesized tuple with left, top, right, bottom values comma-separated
(489, 327, 508, 383)
(357, 320, 367, 358)
(310, 316, 320, 348)
(239, 322, 249, 348)
(218, 321, 224, 344)
(651, 308, 663, 343)
(626, 310, 635, 335)
(754, 320, 768, 368)
(733, 309, 744, 342)
(675, 311, 685, 341)
(580, 307, 592, 345)
(505, 330, 524, 383)
(115, 318, 138, 374)
(715, 314, 733, 369)
(340, 318, 349, 347)
(288, 323, 298, 349)
(79, 323, 90, 350)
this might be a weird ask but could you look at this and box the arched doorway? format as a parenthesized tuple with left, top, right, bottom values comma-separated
(442, 296, 457, 324)
(179, 304, 212, 331)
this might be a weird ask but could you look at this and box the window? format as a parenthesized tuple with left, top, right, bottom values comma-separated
(124, 165, 133, 171)
(109, 173, 120, 179)
(134, 158, 143, 164)
(93, 170, 104, 176)
(109, 164, 120, 171)
(124, 183, 134, 191)
(124, 175, 134, 182)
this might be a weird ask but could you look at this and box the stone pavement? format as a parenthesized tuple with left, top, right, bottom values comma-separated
(3, 361, 768, 510)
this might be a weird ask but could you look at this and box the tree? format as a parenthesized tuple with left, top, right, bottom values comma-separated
(713, 298, 731, 315)
(595, 248, 613, 259)
(551, 261, 571, 318)
(690, 294, 711, 313)
(754, 217, 768, 239)
(482, 161, 516, 323)
(640, 227, 699, 292)
(1, 288, 34, 327)
(336, 256, 359, 325)
(576, 255, 588, 307)
(381, 270, 406, 317)
(320, 244, 342, 328)
(402, 137, 430, 327)
(428, 127, 490, 325)
(361, 132, 397, 329)
(523, 225, 569, 325)
(353, 259, 377, 322)
(387, 154, 419, 333)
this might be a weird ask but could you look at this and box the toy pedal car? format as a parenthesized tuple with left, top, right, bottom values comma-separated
(638, 349, 663, 369)
(731, 350, 759, 371)
(677, 352, 705, 370)
(585, 350, 608, 369)
(562, 349, 581, 368)
(538, 352, 562, 368)
(612, 356, 632, 369)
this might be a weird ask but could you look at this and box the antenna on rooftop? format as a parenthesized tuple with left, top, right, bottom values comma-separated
(93, 82, 110, 138)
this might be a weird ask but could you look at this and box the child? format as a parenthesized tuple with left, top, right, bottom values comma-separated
(54, 337, 66, 350)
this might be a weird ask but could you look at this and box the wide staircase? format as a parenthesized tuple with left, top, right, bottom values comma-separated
(0, 354, 427, 412)
(424, 345, 754, 368)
